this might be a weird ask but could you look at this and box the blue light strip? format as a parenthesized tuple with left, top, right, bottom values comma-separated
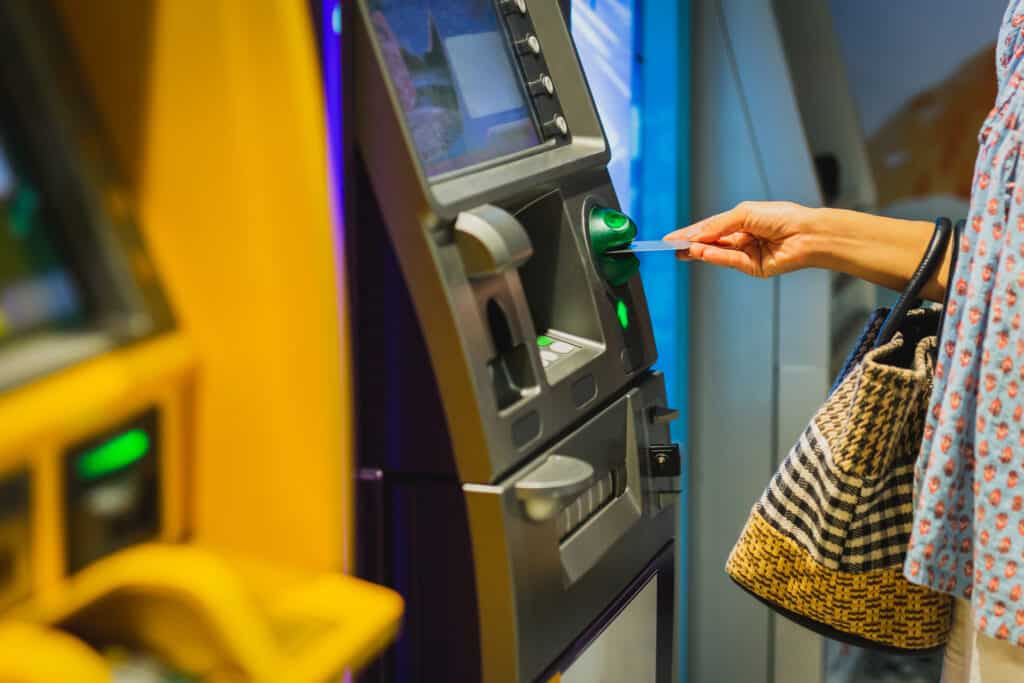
(322, 0, 343, 219)
(637, 1, 690, 680)
(571, 0, 636, 213)
(321, 0, 350, 577)
(574, 2, 691, 678)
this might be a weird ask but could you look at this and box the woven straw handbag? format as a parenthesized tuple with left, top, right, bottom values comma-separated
(726, 218, 962, 652)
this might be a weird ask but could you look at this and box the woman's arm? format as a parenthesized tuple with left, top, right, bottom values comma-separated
(665, 202, 951, 302)
(806, 208, 950, 302)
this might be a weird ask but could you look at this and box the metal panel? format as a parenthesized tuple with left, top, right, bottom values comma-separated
(689, 1, 830, 683)
(635, 3, 690, 679)
(690, 4, 775, 681)
(771, 0, 876, 212)
(562, 575, 659, 683)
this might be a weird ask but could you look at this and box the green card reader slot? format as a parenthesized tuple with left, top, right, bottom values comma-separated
(587, 207, 640, 287)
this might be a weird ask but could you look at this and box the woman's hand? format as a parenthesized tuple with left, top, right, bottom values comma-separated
(663, 201, 819, 277)
(665, 202, 949, 302)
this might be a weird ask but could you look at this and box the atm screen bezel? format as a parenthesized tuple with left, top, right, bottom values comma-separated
(356, 0, 610, 216)
(0, 4, 172, 390)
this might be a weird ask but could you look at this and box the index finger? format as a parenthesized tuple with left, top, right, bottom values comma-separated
(663, 205, 748, 244)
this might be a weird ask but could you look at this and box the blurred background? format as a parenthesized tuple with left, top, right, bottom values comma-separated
(0, 0, 1010, 681)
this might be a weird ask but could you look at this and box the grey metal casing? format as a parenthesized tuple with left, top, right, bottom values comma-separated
(352, 2, 676, 682)
(353, 0, 659, 484)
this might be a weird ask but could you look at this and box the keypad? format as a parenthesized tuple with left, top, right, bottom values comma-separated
(537, 333, 580, 368)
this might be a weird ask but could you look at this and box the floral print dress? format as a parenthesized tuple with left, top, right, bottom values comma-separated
(907, 0, 1024, 647)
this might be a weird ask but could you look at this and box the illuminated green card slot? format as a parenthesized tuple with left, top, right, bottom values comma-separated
(64, 409, 161, 574)
(75, 429, 151, 481)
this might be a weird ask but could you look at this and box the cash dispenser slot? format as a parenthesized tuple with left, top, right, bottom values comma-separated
(555, 465, 627, 541)
(512, 386, 646, 585)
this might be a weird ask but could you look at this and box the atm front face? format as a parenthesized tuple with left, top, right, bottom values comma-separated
(349, 1, 680, 682)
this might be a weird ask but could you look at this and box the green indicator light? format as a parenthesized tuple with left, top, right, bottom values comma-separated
(537, 335, 553, 347)
(603, 210, 629, 229)
(616, 300, 629, 329)
(76, 429, 151, 481)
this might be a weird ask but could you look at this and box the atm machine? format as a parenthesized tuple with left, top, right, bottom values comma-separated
(344, 0, 680, 681)
(0, 2, 403, 680)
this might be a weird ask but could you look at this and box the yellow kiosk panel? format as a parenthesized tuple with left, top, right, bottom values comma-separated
(0, 1, 402, 680)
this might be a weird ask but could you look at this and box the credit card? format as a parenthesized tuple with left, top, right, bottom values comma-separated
(604, 239, 691, 254)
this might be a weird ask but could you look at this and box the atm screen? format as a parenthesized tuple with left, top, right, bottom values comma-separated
(0, 137, 87, 346)
(369, 0, 541, 177)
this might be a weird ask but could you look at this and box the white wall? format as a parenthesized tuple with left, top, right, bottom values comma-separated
(829, 0, 1008, 136)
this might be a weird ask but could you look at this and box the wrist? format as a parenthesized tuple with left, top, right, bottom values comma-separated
(797, 207, 842, 271)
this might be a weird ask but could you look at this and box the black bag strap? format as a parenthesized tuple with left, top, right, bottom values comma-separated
(875, 217, 953, 348)
(933, 219, 965, 353)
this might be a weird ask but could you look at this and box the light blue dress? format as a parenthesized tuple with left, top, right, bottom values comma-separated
(908, 0, 1024, 648)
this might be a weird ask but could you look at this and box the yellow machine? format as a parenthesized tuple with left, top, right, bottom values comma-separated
(0, 2, 401, 680)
